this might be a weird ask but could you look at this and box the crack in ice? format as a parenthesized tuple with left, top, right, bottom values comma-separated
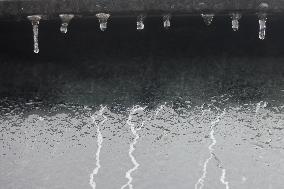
(89, 105, 108, 189)
(121, 106, 146, 189)
(213, 154, 230, 189)
(220, 169, 229, 189)
(195, 109, 226, 189)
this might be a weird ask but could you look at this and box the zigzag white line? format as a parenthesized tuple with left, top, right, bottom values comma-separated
(195, 109, 226, 189)
(220, 169, 230, 189)
(89, 105, 108, 189)
(121, 106, 146, 189)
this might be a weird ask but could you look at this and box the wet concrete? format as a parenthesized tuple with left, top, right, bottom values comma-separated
(0, 16, 284, 189)
(1, 100, 283, 189)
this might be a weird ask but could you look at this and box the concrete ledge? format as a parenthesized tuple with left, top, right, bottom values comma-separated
(0, 0, 283, 20)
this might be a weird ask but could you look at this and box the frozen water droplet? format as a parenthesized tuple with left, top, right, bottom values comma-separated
(201, 14, 214, 26)
(60, 23, 68, 33)
(163, 14, 171, 29)
(96, 13, 110, 31)
(137, 15, 146, 30)
(258, 15, 267, 40)
(27, 15, 41, 54)
(232, 20, 238, 31)
(231, 13, 241, 31)
(59, 14, 74, 34)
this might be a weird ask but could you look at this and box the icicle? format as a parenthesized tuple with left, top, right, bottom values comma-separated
(201, 13, 214, 26)
(258, 3, 269, 40)
(96, 13, 110, 31)
(137, 15, 146, 30)
(27, 15, 42, 54)
(258, 14, 267, 40)
(163, 14, 171, 29)
(59, 14, 74, 34)
(231, 13, 241, 31)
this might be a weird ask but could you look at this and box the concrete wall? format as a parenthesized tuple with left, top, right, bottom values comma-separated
(0, 0, 283, 20)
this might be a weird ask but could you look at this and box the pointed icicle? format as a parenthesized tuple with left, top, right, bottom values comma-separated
(163, 14, 171, 29)
(96, 13, 110, 31)
(27, 15, 42, 54)
(231, 13, 241, 31)
(59, 14, 74, 34)
(201, 13, 214, 26)
(137, 15, 146, 30)
(258, 3, 269, 40)
(258, 14, 267, 40)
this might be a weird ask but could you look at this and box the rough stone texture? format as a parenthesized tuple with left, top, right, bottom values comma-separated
(0, 0, 283, 20)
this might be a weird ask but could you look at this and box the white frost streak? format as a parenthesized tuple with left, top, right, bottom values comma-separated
(89, 106, 108, 189)
(121, 106, 146, 189)
(195, 110, 226, 189)
(220, 169, 229, 189)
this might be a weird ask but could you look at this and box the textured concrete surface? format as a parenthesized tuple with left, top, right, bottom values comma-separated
(0, 0, 283, 20)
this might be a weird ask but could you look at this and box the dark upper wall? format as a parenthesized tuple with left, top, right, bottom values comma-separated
(0, 0, 282, 20)
(0, 16, 284, 105)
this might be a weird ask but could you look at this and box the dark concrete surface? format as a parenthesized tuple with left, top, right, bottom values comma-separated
(0, 0, 283, 20)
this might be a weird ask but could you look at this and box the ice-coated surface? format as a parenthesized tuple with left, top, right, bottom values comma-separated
(0, 97, 283, 189)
